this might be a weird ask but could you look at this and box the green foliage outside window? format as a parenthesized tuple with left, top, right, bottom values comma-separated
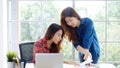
(20, 1, 120, 67)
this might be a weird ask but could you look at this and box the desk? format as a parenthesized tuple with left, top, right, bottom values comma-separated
(25, 63, 116, 68)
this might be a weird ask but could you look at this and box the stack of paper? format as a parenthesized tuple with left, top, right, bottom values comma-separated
(63, 56, 93, 68)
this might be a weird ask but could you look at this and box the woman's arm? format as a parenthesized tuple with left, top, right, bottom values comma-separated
(64, 60, 80, 66)
(76, 45, 91, 61)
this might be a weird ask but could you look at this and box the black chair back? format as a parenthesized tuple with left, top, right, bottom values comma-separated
(19, 42, 34, 63)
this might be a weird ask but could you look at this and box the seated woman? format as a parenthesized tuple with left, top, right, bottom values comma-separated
(33, 23, 79, 66)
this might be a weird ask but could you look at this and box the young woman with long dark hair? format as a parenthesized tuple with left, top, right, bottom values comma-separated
(60, 7, 100, 65)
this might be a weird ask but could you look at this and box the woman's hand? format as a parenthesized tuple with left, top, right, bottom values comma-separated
(76, 46, 92, 61)
(83, 49, 92, 61)
(86, 63, 97, 68)
(71, 61, 80, 66)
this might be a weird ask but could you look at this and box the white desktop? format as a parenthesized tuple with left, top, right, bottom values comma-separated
(25, 53, 116, 68)
(25, 63, 116, 68)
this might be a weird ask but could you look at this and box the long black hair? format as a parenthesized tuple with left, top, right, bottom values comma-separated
(60, 7, 81, 44)
(45, 23, 64, 53)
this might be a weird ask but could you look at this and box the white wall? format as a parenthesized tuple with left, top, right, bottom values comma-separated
(0, 0, 7, 67)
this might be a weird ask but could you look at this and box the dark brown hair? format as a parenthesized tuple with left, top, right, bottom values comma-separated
(60, 7, 81, 44)
(45, 23, 64, 53)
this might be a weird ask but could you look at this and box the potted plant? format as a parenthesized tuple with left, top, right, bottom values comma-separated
(7, 51, 17, 68)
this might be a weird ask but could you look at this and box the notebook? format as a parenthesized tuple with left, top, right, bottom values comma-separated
(35, 53, 63, 68)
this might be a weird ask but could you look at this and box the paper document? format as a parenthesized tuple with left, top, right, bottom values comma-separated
(75, 56, 93, 68)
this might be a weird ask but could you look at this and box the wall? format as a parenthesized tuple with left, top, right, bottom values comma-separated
(0, 0, 7, 67)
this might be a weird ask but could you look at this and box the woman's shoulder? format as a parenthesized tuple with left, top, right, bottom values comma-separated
(35, 37, 46, 45)
(81, 17, 92, 21)
(81, 17, 93, 24)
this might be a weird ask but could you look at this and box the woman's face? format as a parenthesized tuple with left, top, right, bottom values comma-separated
(65, 17, 79, 28)
(52, 29, 63, 44)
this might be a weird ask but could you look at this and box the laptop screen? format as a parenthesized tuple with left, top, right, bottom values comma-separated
(35, 53, 63, 68)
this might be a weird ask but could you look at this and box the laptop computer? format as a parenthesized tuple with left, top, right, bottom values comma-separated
(35, 53, 63, 68)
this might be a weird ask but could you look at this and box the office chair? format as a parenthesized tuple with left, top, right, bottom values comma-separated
(19, 42, 34, 63)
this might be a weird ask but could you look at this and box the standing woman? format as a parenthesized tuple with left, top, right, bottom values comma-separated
(60, 7, 100, 64)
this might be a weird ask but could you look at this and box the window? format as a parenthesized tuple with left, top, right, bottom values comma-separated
(8, 0, 120, 67)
